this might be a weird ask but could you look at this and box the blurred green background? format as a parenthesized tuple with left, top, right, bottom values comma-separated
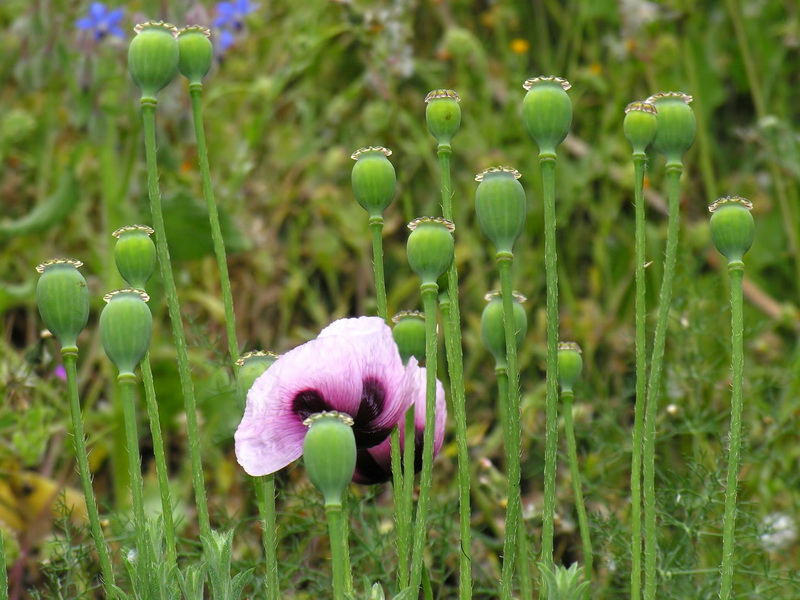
(1, 0, 799, 598)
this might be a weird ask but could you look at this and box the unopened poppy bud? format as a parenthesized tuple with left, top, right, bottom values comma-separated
(522, 76, 572, 156)
(557, 341, 583, 393)
(624, 101, 658, 155)
(113, 225, 156, 290)
(128, 21, 179, 102)
(425, 89, 461, 146)
(474, 167, 526, 254)
(392, 311, 426, 365)
(709, 196, 754, 265)
(480, 290, 527, 368)
(100, 289, 153, 378)
(35, 259, 90, 353)
(236, 350, 279, 400)
(351, 147, 396, 219)
(303, 412, 357, 507)
(177, 26, 213, 86)
(646, 92, 696, 165)
(406, 217, 455, 286)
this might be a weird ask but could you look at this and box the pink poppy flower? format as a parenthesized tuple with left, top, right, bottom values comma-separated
(235, 317, 444, 478)
(352, 369, 446, 485)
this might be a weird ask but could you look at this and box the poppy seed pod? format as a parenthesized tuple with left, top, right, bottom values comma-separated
(177, 26, 213, 86)
(351, 147, 396, 219)
(480, 291, 528, 368)
(709, 196, 755, 265)
(474, 167, 527, 254)
(128, 21, 179, 102)
(624, 101, 658, 155)
(522, 76, 572, 156)
(557, 341, 583, 393)
(236, 350, 280, 401)
(392, 311, 426, 365)
(406, 217, 455, 286)
(35, 259, 90, 353)
(303, 412, 357, 507)
(100, 289, 153, 378)
(647, 92, 696, 165)
(113, 225, 156, 290)
(425, 89, 462, 146)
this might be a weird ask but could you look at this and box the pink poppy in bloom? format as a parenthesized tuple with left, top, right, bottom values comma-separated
(235, 316, 446, 478)
(352, 370, 446, 485)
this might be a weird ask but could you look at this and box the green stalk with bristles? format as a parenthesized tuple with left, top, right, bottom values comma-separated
(498, 258, 523, 600)
(369, 217, 389, 323)
(140, 354, 177, 568)
(189, 85, 239, 366)
(256, 475, 279, 600)
(140, 101, 211, 539)
(0, 527, 6, 600)
(64, 351, 117, 598)
(643, 165, 682, 600)
(119, 375, 148, 560)
(326, 505, 349, 600)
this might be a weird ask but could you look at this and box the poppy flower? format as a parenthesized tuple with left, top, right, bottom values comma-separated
(235, 317, 444, 478)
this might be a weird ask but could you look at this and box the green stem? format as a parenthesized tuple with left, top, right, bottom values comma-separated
(540, 155, 560, 568)
(498, 257, 523, 600)
(562, 390, 593, 594)
(408, 286, 440, 595)
(643, 164, 683, 600)
(63, 351, 116, 598)
(189, 86, 239, 365)
(391, 423, 409, 589)
(438, 144, 473, 600)
(630, 154, 647, 600)
(0, 527, 6, 600)
(257, 475, 280, 600)
(141, 354, 177, 567)
(119, 376, 148, 558)
(141, 101, 211, 539)
(719, 265, 745, 600)
(401, 404, 416, 581)
(369, 217, 389, 322)
(325, 504, 350, 600)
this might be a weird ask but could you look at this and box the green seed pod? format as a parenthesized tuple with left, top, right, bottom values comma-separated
(177, 26, 213, 86)
(406, 217, 455, 286)
(351, 147, 396, 219)
(128, 21, 179, 102)
(392, 311, 426, 365)
(623, 101, 658, 155)
(557, 341, 583, 393)
(425, 89, 462, 146)
(35, 259, 90, 353)
(302, 412, 357, 507)
(100, 289, 153, 378)
(709, 196, 755, 265)
(113, 225, 157, 290)
(647, 92, 696, 165)
(474, 167, 527, 254)
(480, 290, 527, 368)
(236, 350, 280, 400)
(521, 76, 573, 156)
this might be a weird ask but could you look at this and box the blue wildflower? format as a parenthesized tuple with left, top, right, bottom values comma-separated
(213, 0, 260, 31)
(76, 2, 125, 41)
(217, 29, 236, 53)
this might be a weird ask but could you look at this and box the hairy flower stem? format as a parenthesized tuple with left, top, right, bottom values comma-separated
(0, 528, 6, 600)
(540, 155, 560, 568)
(141, 355, 177, 567)
(141, 101, 211, 539)
(408, 286, 440, 595)
(189, 86, 239, 365)
(401, 404, 416, 582)
(325, 504, 351, 600)
(643, 164, 682, 600)
(369, 217, 389, 323)
(562, 390, 593, 595)
(63, 351, 116, 598)
(119, 376, 149, 560)
(438, 144, 473, 600)
(719, 264, 745, 600)
(630, 153, 647, 600)
(498, 256, 524, 600)
(257, 475, 280, 600)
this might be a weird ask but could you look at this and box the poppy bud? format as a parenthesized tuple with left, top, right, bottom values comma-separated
(113, 225, 156, 290)
(425, 89, 461, 146)
(303, 412, 357, 507)
(128, 21, 179, 102)
(557, 342, 583, 393)
(646, 92, 696, 165)
(35, 259, 90, 353)
(406, 217, 455, 286)
(474, 167, 527, 254)
(624, 101, 658, 155)
(480, 291, 527, 368)
(392, 311, 426, 365)
(100, 289, 153, 378)
(522, 76, 572, 156)
(177, 25, 213, 86)
(351, 147, 396, 219)
(709, 196, 754, 266)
